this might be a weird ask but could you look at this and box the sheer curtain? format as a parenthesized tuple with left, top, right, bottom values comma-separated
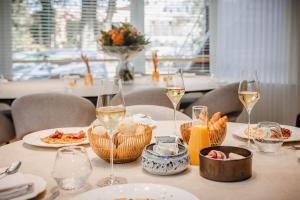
(211, 0, 300, 125)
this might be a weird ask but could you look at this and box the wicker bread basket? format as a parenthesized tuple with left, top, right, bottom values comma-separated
(88, 125, 152, 163)
(180, 122, 227, 146)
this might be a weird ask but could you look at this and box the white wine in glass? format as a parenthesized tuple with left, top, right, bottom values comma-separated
(238, 91, 260, 113)
(238, 70, 260, 149)
(165, 68, 185, 136)
(96, 78, 127, 187)
(166, 87, 185, 106)
(96, 106, 126, 131)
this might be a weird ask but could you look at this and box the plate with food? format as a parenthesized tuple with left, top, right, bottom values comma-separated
(232, 123, 300, 142)
(23, 127, 89, 147)
(72, 183, 198, 200)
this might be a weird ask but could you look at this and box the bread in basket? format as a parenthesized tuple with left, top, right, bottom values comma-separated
(89, 118, 152, 163)
(180, 112, 227, 146)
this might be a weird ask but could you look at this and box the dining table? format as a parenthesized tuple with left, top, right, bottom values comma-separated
(0, 121, 299, 200)
(0, 75, 222, 105)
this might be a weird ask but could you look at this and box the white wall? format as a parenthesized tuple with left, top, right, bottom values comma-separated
(211, 0, 300, 125)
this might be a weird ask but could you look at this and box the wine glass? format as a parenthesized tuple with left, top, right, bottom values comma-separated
(95, 78, 127, 187)
(238, 70, 261, 149)
(165, 68, 185, 136)
(52, 146, 92, 191)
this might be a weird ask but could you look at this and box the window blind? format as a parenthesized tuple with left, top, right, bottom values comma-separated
(8, 0, 209, 80)
(11, 0, 130, 55)
(144, 0, 208, 58)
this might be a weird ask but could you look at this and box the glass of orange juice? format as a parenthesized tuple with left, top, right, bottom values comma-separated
(188, 106, 211, 165)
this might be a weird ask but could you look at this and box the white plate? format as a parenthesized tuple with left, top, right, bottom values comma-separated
(72, 183, 199, 200)
(0, 171, 47, 200)
(13, 174, 47, 200)
(232, 124, 300, 142)
(23, 127, 89, 148)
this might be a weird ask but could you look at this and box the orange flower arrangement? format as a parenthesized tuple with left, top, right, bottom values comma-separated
(99, 23, 149, 46)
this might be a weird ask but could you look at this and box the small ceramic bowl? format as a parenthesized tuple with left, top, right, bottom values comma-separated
(141, 143, 189, 176)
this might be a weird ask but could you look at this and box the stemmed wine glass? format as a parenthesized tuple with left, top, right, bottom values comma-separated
(165, 68, 185, 136)
(95, 78, 127, 187)
(238, 70, 261, 149)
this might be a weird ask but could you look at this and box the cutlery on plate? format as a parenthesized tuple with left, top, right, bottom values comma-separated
(0, 183, 33, 199)
(0, 161, 22, 179)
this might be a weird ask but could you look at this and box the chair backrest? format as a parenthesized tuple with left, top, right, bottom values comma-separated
(184, 83, 243, 121)
(12, 93, 96, 139)
(115, 88, 174, 109)
(0, 113, 15, 144)
(126, 105, 191, 121)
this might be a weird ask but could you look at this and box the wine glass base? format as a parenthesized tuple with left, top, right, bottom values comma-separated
(97, 176, 127, 187)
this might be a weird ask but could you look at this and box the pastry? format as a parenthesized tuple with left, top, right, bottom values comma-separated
(92, 125, 108, 138)
(118, 118, 138, 136)
(135, 125, 146, 135)
(208, 112, 221, 127)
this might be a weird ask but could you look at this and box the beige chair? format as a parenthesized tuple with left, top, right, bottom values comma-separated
(184, 83, 243, 121)
(115, 88, 174, 109)
(0, 113, 15, 144)
(12, 93, 96, 139)
(126, 105, 191, 121)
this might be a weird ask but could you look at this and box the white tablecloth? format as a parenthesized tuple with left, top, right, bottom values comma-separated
(0, 121, 299, 200)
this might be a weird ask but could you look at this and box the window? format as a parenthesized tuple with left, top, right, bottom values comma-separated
(7, 0, 209, 80)
(144, 0, 209, 73)
(11, 0, 130, 80)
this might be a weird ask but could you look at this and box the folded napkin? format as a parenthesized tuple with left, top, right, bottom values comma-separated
(132, 114, 156, 127)
(0, 171, 34, 200)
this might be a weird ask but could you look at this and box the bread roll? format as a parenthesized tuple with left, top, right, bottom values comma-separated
(135, 125, 145, 135)
(118, 118, 138, 136)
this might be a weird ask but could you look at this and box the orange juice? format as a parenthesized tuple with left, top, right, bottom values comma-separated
(188, 125, 211, 165)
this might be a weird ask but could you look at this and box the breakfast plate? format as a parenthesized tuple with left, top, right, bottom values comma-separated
(23, 127, 89, 148)
(232, 123, 300, 142)
(72, 183, 199, 200)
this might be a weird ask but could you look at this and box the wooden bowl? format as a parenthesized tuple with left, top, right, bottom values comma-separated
(199, 146, 252, 182)
(88, 125, 152, 163)
(180, 122, 227, 146)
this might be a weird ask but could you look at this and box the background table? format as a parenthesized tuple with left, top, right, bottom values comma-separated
(0, 121, 299, 200)
(0, 75, 222, 105)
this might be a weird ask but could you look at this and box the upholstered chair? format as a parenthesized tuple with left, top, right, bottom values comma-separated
(184, 83, 243, 121)
(126, 105, 191, 121)
(113, 88, 175, 109)
(12, 93, 96, 139)
(0, 113, 15, 144)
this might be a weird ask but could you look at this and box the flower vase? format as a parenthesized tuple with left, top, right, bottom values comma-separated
(100, 45, 146, 85)
(117, 57, 134, 84)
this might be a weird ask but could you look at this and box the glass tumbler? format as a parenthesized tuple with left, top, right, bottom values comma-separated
(253, 122, 284, 153)
(52, 146, 92, 191)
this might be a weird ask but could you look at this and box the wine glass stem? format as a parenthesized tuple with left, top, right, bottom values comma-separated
(109, 131, 114, 184)
(247, 112, 251, 147)
(173, 104, 177, 136)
